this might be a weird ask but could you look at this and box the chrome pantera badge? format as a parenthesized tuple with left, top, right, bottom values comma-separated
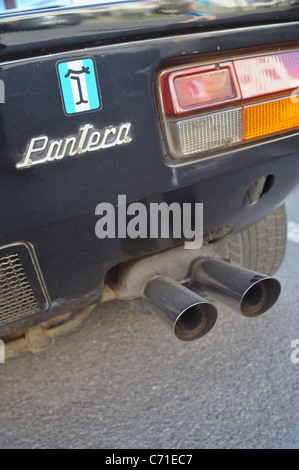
(17, 123, 132, 169)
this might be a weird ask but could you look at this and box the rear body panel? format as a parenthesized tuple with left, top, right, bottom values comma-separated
(0, 2, 299, 335)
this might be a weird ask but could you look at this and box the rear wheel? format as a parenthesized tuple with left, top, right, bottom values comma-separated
(208, 204, 287, 276)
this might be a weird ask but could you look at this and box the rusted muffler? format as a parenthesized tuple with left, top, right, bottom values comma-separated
(142, 276, 218, 341)
(192, 259, 281, 317)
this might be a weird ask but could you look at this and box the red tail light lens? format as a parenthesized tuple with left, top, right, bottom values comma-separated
(167, 63, 241, 115)
(234, 50, 299, 99)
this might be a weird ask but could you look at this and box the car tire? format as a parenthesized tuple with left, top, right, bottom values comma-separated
(209, 204, 287, 276)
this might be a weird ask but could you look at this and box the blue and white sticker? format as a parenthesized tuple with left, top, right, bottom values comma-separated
(57, 58, 101, 115)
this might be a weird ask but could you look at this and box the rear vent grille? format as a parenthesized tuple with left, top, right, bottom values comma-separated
(0, 252, 39, 326)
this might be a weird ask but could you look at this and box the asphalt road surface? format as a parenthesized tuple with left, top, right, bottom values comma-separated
(0, 189, 298, 449)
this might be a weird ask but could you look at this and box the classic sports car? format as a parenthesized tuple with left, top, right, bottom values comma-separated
(0, 0, 299, 346)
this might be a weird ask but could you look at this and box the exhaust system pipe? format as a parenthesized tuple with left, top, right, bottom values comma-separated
(192, 259, 281, 317)
(142, 276, 218, 341)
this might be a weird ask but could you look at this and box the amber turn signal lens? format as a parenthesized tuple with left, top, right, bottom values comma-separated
(243, 96, 299, 141)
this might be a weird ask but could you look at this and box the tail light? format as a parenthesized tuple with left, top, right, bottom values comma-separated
(157, 49, 299, 162)
(166, 62, 241, 114)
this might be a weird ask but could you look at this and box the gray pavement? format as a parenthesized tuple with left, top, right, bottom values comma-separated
(0, 189, 298, 449)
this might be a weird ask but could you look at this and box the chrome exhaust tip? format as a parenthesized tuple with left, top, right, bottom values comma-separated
(143, 276, 218, 341)
(240, 277, 281, 317)
(192, 259, 281, 317)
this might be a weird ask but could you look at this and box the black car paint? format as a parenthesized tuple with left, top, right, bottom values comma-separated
(0, 3, 299, 335)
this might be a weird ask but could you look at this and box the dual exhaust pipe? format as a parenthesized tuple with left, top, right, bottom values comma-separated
(142, 259, 281, 342)
(143, 276, 218, 342)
